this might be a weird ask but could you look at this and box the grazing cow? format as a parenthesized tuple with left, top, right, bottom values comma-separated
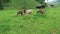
(25, 9, 32, 14)
(36, 5, 46, 14)
(17, 9, 26, 16)
(16, 9, 32, 16)
(37, 8, 46, 14)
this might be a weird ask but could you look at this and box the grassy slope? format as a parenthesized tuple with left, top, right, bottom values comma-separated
(0, 7, 60, 34)
(11, 0, 40, 9)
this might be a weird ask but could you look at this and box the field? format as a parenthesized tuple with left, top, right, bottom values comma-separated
(0, 7, 60, 34)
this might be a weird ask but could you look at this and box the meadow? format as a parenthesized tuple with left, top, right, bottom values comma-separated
(0, 7, 60, 34)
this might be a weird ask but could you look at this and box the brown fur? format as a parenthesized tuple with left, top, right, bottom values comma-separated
(17, 9, 26, 16)
(37, 8, 46, 14)
(17, 9, 32, 16)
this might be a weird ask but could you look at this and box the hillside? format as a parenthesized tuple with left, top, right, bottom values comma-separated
(10, 0, 40, 9)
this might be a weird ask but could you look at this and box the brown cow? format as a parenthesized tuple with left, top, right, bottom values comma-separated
(16, 9, 26, 16)
(37, 8, 46, 14)
(36, 5, 46, 14)
(16, 9, 33, 16)
(25, 9, 32, 14)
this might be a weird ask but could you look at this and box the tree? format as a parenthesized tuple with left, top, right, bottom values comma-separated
(1, 0, 10, 3)
(0, 0, 11, 10)
(0, 0, 4, 10)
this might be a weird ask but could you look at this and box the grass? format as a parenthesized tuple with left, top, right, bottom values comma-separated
(10, 0, 40, 9)
(0, 7, 60, 34)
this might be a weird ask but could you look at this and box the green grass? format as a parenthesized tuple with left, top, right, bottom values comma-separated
(10, 0, 40, 9)
(4, 0, 40, 9)
(0, 7, 60, 34)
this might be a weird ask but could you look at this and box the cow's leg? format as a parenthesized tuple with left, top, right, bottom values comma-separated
(16, 12, 19, 16)
(20, 13, 24, 15)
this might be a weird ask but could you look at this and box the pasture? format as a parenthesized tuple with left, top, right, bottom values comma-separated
(0, 7, 60, 34)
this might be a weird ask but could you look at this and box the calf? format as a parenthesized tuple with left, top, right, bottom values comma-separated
(37, 8, 46, 14)
(25, 9, 32, 14)
(17, 9, 26, 16)
(36, 5, 46, 14)
(16, 9, 32, 16)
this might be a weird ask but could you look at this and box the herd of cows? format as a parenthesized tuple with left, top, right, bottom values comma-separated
(16, 4, 54, 16)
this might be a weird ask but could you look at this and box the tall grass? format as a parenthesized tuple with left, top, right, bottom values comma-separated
(0, 7, 60, 34)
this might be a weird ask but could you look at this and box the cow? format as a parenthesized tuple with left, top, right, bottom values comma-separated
(37, 8, 46, 14)
(16, 9, 33, 16)
(25, 9, 32, 14)
(36, 5, 46, 14)
(16, 9, 26, 16)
